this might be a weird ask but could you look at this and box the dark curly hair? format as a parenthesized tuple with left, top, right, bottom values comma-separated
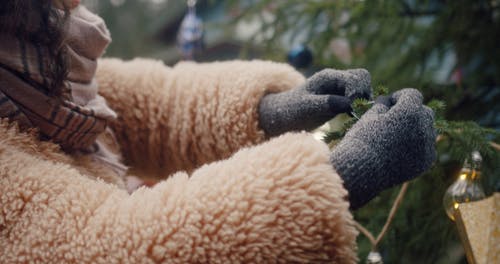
(0, 0, 69, 97)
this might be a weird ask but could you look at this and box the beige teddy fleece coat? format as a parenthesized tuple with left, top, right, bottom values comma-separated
(0, 58, 358, 263)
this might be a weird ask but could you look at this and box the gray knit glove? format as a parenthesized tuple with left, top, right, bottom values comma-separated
(258, 69, 371, 137)
(330, 88, 436, 209)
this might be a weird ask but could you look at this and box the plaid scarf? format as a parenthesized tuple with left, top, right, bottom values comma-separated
(0, 5, 114, 150)
(0, 6, 127, 175)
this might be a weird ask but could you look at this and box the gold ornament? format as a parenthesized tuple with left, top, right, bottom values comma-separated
(443, 151, 486, 221)
(455, 193, 499, 264)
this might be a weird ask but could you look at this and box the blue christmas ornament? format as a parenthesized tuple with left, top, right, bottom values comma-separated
(177, 0, 204, 60)
(287, 45, 313, 69)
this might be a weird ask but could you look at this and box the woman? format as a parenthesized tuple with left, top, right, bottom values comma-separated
(0, 0, 435, 263)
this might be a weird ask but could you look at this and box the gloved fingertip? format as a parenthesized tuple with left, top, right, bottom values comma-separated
(306, 69, 346, 95)
(422, 105, 435, 120)
(366, 103, 389, 115)
(347, 68, 371, 80)
(374, 95, 393, 107)
(345, 69, 372, 100)
(391, 88, 423, 104)
(347, 90, 371, 101)
(327, 95, 352, 114)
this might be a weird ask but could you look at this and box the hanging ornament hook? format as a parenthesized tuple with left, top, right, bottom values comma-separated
(354, 183, 409, 264)
(177, 0, 204, 60)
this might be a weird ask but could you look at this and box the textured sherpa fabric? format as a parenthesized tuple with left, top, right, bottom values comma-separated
(330, 88, 436, 209)
(96, 58, 306, 178)
(1, 58, 358, 263)
(0, 122, 357, 263)
(258, 68, 371, 137)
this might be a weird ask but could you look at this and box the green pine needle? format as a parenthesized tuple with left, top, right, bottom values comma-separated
(427, 99, 446, 120)
(351, 98, 372, 119)
(373, 85, 389, 98)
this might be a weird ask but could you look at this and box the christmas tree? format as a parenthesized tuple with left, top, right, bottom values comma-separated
(224, 1, 500, 263)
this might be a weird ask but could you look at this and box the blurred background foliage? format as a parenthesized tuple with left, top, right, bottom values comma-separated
(84, 0, 499, 263)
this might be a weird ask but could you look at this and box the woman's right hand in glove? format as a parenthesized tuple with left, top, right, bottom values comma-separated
(258, 68, 371, 137)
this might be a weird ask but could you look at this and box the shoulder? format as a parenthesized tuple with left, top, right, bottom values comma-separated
(97, 58, 171, 77)
(96, 57, 172, 89)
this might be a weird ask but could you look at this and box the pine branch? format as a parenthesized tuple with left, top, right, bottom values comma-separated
(323, 86, 499, 166)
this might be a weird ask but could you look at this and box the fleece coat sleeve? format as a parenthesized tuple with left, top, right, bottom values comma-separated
(0, 122, 358, 263)
(96, 58, 305, 177)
